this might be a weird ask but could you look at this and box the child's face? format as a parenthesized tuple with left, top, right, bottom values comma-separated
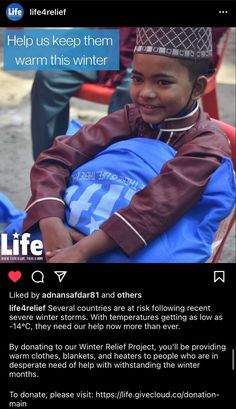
(131, 53, 194, 124)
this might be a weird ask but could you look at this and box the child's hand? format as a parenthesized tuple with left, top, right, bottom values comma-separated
(39, 217, 84, 255)
(46, 243, 87, 263)
(46, 229, 117, 263)
(67, 228, 84, 243)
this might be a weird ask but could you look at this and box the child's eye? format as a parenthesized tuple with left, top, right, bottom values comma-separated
(131, 75, 142, 83)
(157, 79, 172, 86)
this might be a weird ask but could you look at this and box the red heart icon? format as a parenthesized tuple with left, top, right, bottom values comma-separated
(8, 271, 22, 283)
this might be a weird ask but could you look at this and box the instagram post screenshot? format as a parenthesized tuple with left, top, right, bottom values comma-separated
(0, 0, 235, 406)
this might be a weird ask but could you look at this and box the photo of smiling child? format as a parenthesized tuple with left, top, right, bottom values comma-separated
(17, 27, 234, 263)
(1, 27, 235, 263)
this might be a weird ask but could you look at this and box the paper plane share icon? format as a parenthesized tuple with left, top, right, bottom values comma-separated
(54, 271, 67, 283)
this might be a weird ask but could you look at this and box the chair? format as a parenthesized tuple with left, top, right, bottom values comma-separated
(202, 28, 231, 119)
(213, 119, 236, 168)
(73, 83, 115, 105)
(211, 119, 235, 262)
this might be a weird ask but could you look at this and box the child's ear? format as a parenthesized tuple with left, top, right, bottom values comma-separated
(192, 76, 208, 100)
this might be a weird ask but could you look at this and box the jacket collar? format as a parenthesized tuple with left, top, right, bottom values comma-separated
(158, 102, 200, 132)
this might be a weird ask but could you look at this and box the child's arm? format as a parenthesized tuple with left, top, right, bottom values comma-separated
(39, 217, 84, 254)
(24, 109, 231, 260)
(100, 131, 231, 257)
(23, 107, 135, 233)
(45, 229, 116, 263)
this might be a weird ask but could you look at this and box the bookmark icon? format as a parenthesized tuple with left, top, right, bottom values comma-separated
(54, 271, 67, 283)
(213, 271, 225, 283)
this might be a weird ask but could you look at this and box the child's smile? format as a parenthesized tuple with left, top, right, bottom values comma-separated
(139, 103, 165, 117)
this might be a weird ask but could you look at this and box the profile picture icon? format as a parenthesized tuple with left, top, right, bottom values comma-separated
(6, 3, 24, 21)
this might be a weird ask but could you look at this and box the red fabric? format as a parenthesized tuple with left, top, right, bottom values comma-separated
(211, 27, 228, 67)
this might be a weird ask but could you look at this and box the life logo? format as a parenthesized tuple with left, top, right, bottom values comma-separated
(6, 3, 24, 21)
(1, 232, 43, 256)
